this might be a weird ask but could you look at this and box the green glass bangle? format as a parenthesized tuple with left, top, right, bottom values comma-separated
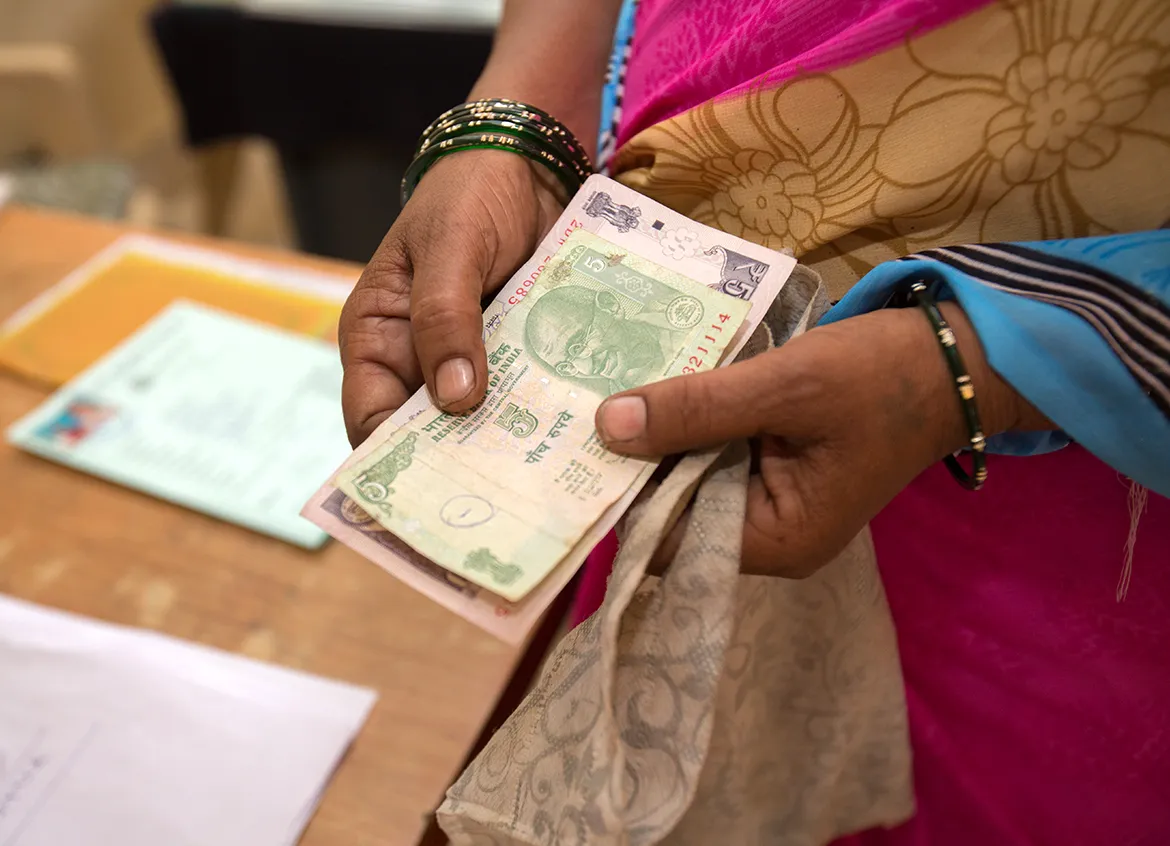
(401, 132, 581, 206)
(428, 98, 569, 143)
(420, 98, 594, 174)
(422, 112, 591, 178)
(908, 280, 988, 491)
(422, 109, 593, 180)
(419, 118, 591, 184)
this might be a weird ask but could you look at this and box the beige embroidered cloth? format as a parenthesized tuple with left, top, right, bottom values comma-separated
(438, 271, 914, 845)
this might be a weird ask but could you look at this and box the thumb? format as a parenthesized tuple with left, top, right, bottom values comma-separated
(595, 348, 793, 456)
(408, 225, 495, 413)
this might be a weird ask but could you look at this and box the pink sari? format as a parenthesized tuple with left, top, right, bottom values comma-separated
(574, 0, 1170, 841)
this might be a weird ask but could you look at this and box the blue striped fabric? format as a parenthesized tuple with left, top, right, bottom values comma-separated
(822, 232, 1170, 496)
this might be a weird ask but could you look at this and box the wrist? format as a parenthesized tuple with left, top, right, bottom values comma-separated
(929, 302, 1052, 456)
(881, 302, 1019, 467)
(936, 302, 1018, 446)
(465, 1, 622, 161)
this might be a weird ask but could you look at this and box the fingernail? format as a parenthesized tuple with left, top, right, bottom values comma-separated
(598, 396, 646, 443)
(436, 357, 475, 406)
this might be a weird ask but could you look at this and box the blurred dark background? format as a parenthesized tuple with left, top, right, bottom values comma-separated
(0, 0, 499, 262)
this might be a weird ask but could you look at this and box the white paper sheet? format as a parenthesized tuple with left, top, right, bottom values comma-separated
(0, 593, 377, 846)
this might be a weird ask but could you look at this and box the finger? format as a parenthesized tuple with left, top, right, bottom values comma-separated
(339, 250, 424, 445)
(408, 213, 499, 413)
(341, 355, 412, 447)
(740, 473, 819, 579)
(595, 349, 793, 457)
(738, 448, 876, 579)
(635, 464, 830, 580)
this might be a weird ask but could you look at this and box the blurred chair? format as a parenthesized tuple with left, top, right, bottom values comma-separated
(0, 0, 183, 163)
(0, 42, 136, 220)
(0, 0, 294, 243)
(0, 43, 100, 159)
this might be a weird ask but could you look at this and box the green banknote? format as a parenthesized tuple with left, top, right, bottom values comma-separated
(334, 229, 750, 601)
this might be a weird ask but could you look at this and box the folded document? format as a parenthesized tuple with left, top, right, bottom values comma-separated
(6, 301, 352, 548)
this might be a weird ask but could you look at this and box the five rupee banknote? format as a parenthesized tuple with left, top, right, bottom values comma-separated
(302, 175, 795, 643)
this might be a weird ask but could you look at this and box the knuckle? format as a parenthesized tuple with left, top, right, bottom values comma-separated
(365, 224, 411, 280)
(651, 375, 717, 449)
(347, 282, 410, 324)
(344, 239, 412, 324)
(745, 477, 821, 578)
(361, 251, 408, 292)
(338, 319, 394, 367)
(411, 292, 478, 340)
(678, 378, 718, 444)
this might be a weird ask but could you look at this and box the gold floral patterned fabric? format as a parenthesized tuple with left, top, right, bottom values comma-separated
(614, 0, 1170, 299)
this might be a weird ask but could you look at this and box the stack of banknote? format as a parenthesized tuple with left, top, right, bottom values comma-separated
(301, 175, 796, 644)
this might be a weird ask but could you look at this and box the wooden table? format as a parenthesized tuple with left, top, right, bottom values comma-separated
(0, 207, 523, 846)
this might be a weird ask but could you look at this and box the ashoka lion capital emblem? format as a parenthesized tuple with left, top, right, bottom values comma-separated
(582, 191, 641, 233)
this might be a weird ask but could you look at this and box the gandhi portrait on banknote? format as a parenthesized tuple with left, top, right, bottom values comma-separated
(523, 284, 685, 396)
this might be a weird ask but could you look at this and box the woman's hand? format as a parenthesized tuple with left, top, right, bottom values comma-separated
(595, 304, 1052, 577)
(339, 151, 564, 446)
(337, 0, 620, 447)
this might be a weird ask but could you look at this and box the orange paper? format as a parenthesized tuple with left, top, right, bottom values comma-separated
(0, 239, 352, 387)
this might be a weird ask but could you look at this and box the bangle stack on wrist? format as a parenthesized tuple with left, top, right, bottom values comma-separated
(402, 97, 594, 206)
(903, 280, 989, 491)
